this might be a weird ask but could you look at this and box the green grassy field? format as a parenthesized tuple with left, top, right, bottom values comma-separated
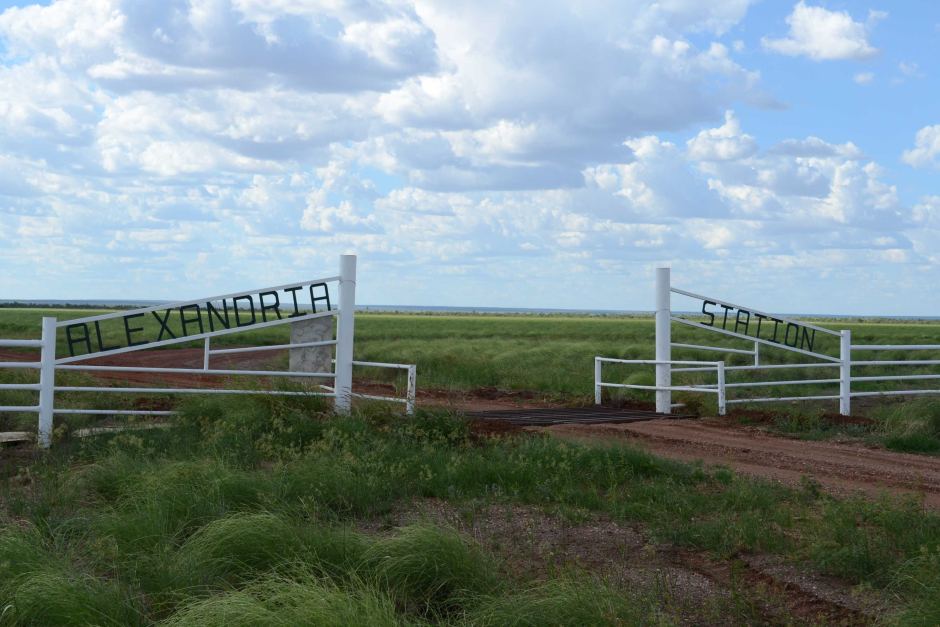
(5, 308, 940, 449)
(4, 310, 940, 623)
(1, 396, 939, 625)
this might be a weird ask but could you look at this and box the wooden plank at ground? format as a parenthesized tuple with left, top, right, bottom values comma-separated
(0, 431, 32, 443)
(73, 424, 171, 438)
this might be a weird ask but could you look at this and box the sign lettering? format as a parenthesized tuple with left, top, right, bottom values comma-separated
(63, 282, 332, 358)
(699, 299, 816, 352)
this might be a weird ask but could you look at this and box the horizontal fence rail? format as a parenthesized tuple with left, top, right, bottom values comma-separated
(667, 339, 940, 413)
(320, 360, 417, 415)
(594, 357, 726, 415)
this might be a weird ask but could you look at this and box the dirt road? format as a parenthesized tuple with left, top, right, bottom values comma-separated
(546, 419, 940, 507)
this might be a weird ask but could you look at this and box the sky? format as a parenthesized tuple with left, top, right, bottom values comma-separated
(0, 0, 938, 315)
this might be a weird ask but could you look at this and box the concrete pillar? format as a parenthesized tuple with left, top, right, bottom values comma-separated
(289, 316, 334, 379)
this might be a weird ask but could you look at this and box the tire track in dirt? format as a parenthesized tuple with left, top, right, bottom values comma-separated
(545, 419, 940, 508)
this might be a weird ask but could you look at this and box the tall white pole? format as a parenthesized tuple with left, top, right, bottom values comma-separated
(37, 316, 56, 448)
(334, 254, 357, 414)
(840, 329, 851, 416)
(405, 365, 417, 416)
(716, 361, 726, 416)
(594, 357, 602, 405)
(655, 267, 671, 414)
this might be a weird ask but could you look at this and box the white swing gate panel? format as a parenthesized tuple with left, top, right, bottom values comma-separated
(0, 255, 417, 449)
(595, 268, 940, 416)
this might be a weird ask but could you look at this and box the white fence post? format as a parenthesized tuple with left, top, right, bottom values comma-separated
(655, 267, 671, 413)
(716, 361, 726, 416)
(334, 254, 357, 414)
(203, 337, 210, 370)
(840, 329, 851, 416)
(753, 341, 760, 366)
(37, 316, 56, 449)
(594, 357, 602, 405)
(405, 365, 417, 416)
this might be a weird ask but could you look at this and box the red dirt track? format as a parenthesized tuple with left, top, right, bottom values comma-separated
(0, 347, 284, 388)
(546, 419, 940, 508)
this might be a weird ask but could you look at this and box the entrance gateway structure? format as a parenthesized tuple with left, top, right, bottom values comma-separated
(595, 267, 940, 416)
(0, 255, 416, 448)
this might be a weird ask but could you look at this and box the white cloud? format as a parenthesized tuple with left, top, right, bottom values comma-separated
(902, 125, 940, 169)
(853, 72, 874, 85)
(686, 110, 757, 161)
(0, 0, 936, 313)
(898, 61, 922, 77)
(761, 2, 880, 61)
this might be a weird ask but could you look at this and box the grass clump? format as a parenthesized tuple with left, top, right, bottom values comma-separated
(1, 526, 143, 626)
(465, 579, 654, 626)
(808, 495, 940, 587)
(172, 512, 308, 587)
(362, 523, 501, 616)
(893, 549, 940, 626)
(874, 399, 940, 453)
(159, 572, 401, 627)
(1, 570, 143, 627)
(172, 512, 369, 589)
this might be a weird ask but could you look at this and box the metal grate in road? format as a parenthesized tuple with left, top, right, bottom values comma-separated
(465, 406, 692, 426)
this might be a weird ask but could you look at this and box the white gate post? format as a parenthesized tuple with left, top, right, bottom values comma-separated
(37, 316, 56, 449)
(655, 267, 671, 414)
(406, 365, 417, 416)
(716, 361, 726, 416)
(839, 329, 851, 416)
(334, 254, 357, 414)
(594, 357, 602, 405)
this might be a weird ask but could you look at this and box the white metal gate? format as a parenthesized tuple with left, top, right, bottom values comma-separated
(595, 267, 940, 416)
(0, 255, 416, 448)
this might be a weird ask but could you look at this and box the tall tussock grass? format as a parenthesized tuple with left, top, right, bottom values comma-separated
(872, 399, 940, 453)
(3, 394, 940, 624)
(0, 525, 144, 626)
(160, 572, 401, 627)
(465, 579, 652, 626)
(362, 523, 501, 616)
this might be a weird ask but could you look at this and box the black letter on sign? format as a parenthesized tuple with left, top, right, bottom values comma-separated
(259, 291, 282, 322)
(734, 309, 751, 336)
(94, 321, 119, 352)
(770, 318, 782, 343)
(309, 283, 331, 313)
(179, 304, 204, 336)
(233, 295, 256, 327)
(152, 309, 177, 341)
(65, 323, 92, 357)
(719, 304, 733, 329)
(753, 313, 767, 339)
(701, 300, 716, 326)
(123, 313, 148, 347)
(784, 323, 799, 347)
(206, 300, 230, 332)
(800, 327, 816, 353)
(283, 286, 304, 318)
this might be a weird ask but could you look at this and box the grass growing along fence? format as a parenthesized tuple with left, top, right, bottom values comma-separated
(1, 395, 940, 624)
(6, 308, 940, 452)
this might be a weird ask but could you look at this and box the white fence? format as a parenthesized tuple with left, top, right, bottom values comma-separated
(595, 267, 940, 416)
(0, 255, 416, 448)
